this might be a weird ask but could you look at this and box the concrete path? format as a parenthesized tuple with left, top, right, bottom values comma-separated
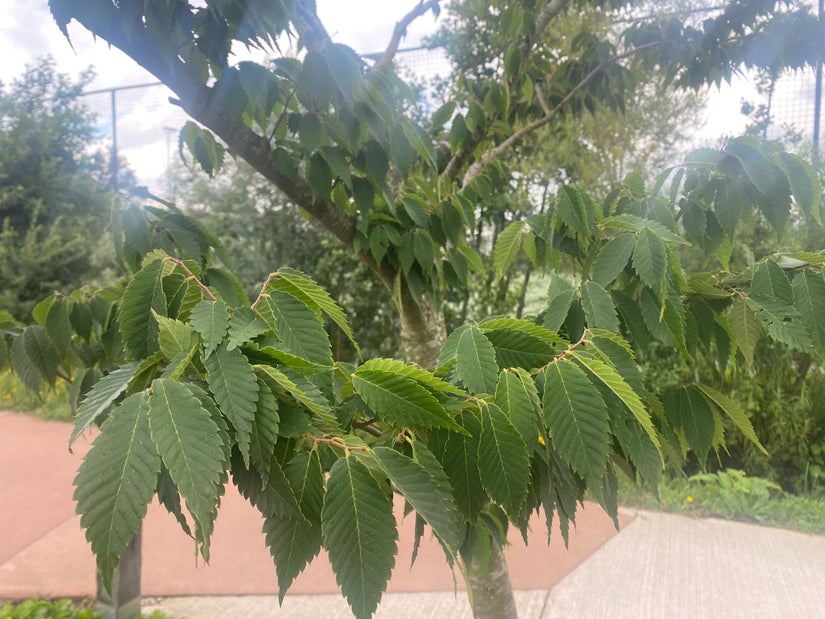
(3, 410, 825, 618)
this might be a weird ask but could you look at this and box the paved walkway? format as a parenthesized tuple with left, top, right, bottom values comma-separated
(3, 410, 825, 618)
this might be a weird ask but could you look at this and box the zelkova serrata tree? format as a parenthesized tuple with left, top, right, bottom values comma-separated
(5, 0, 825, 617)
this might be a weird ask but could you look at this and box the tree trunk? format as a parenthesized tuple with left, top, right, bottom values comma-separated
(397, 282, 519, 619)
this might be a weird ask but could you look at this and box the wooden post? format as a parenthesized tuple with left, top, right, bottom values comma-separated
(96, 528, 142, 619)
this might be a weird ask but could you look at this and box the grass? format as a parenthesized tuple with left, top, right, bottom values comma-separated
(0, 598, 182, 619)
(0, 370, 72, 421)
(618, 469, 825, 536)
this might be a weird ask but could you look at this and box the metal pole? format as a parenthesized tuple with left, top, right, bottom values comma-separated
(111, 89, 119, 192)
(813, 0, 823, 159)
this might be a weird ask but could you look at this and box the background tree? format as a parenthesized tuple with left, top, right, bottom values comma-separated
(0, 57, 118, 320)
(16, 0, 825, 617)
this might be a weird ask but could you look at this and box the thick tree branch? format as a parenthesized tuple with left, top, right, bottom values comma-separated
(376, 1, 441, 70)
(518, 0, 572, 61)
(462, 41, 662, 185)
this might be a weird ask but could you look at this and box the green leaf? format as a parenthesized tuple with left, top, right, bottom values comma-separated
(591, 233, 635, 287)
(587, 330, 643, 396)
(154, 312, 198, 359)
(372, 447, 463, 556)
(73, 392, 160, 591)
(729, 296, 762, 364)
(255, 365, 336, 426)
(569, 351, 661, 454)
(557, 186, 590, 236)
(322, 456, 397, 619)
(495, 370, 540, 453)
(693, 384, 766, 456)
(751, 260, 794, 305)
(264, 450, 324, 603)
(119, 258, 166, 359)
(358, 358, 466, 396)
(580, 281, 619, 332)
(353, 369, 460, 431)
(483, 328, 556, 370)
(543, 359, 610, 481)
(602, 214, 688, 245)
(779, 152, 820, 223)
(792, 269, 825, 351)
(189, 299, 230, 358)
(205, 343, 259, 467)
(664, 387, 714, 466)
(71, 362, 141, 446)
(477, 402, 530, 520)
(440, 412, 487, 523)
(456, 326, 499, 395)
(264, 291, 333, 367)
(478, 318, 567, 345)
(45, 298, 72, 357)
(250, 378, 280, 486)
(227, 307, 269, 350)
(493, 220, 528, 280)
(632, 227, 668, 297)
(542, 284, 576, 333)
(17, 325, 56, 386)
(747, 297, 811, 352)
(148, 379, 225, 556)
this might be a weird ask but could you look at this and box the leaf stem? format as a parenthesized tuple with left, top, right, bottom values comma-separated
(165, 257, 217, 301)
(305, 435, 369, 452)
(251, 272, 279, 310)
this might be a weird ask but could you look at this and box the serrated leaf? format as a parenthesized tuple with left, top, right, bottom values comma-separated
(156, 463, 191, 537)
(372, 447, 463, 555)
(542, 286, 576, 333)
(792, 269, 825, 351)
(493, 220, 528, 280)
(570, 351, 660, 453)
(729, 296, 762, 364)
(694, 384, 766, 455)
(479, 318, 567, 345)
(189, 299, 229, 358)
(483, 328, 556, 370)
(265, 450, 324, 603)
(322, 456, 397, 619)
(664, 387, 714, 466)
(71, 362, 141, 446)
(227, 307, 269, 350)
(45, 298, 72, 357)
(255, 365, 336, 426)
(477, 402, 530, 520)
(353, 369, 460, 431)
(154, 312, 198, 359)
(632, 228, 668, 297)
(73, 392, 160, 591)
(779, 152, 821, 223)
(751, 260, 794, 305)
(456, 327, 498, 395)
(747, 296, 811, 352)
(250, 378, 280, 486)
(119, 259, 166, 359)
(205, 343, 259, 467)
(591, 233, 635, 286)
(544, 359, 611, 481)
(148, 379, 224, 556)
(587, 330, 643, 395)
(557, 185, 590, 236)
(359, 357, 466, 396)
(495, 370, 540, 453)
(439, 412, 487, 524)
(264, 291, 333, 367)
(581, 281, 619, 332)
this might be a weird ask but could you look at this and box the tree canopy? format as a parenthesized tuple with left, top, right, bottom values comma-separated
(6, 1, 825, 617)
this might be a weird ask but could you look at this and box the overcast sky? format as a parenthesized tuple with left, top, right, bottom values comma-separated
(1, 1, 761, 188)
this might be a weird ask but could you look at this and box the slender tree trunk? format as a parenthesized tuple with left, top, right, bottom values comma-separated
(397, 281, 519, 619)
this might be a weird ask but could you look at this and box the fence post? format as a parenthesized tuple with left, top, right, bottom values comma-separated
(96, 527, 142, 619)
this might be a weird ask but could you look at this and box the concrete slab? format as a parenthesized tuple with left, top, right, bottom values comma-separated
(545, 509, 825, 618)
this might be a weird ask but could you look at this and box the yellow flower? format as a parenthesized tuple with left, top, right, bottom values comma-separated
(686, 496, 693, 503)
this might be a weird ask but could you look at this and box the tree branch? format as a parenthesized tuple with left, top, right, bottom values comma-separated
(518, 0, 572, 61)
(462, 41, 662, 185)
(376, 1, 441, 70)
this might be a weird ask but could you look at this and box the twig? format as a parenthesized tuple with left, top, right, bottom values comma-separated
(352, 419, 383, 437)
(376, 1, 441, 70)
(306, 435, 369, 451)
(251, 272, 279, 310)
(165, 257, 217, 301)
(462, 41, 662, 185)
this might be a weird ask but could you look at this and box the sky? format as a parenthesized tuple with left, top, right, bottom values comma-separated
(0, 1, 765, 190)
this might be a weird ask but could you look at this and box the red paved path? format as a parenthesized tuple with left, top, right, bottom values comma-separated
(0, 411, 632, 600)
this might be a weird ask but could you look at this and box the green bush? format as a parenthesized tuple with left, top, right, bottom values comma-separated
(0, 370, 71, 420)
(0, 599, 99, 619)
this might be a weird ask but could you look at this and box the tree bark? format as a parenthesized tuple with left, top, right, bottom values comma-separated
(397, 282, 519, 619)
